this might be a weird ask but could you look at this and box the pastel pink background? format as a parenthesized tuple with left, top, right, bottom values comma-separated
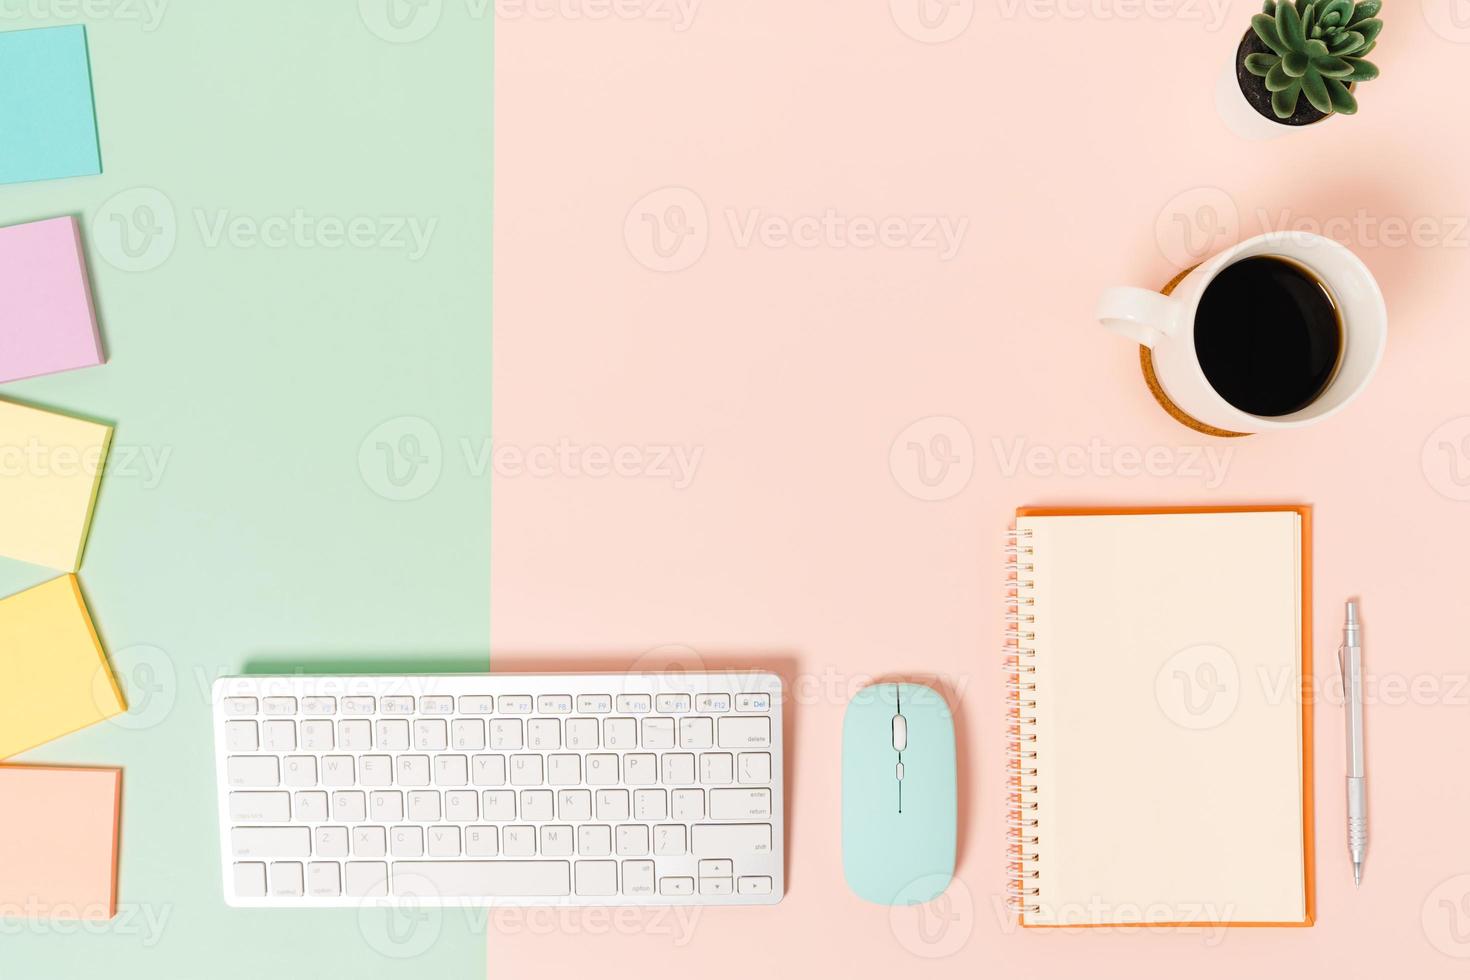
(492, 3, 1470, 976)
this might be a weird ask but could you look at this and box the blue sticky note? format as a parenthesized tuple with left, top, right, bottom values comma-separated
(0, 26, 102, 185)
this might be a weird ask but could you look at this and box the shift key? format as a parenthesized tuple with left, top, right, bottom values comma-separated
(692, 823, 771, 857)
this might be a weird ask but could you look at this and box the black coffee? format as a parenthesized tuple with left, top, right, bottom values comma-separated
(1194, 256, 1343, 418)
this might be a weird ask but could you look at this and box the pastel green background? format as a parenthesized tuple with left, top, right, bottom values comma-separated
(0, 5, 491, 978)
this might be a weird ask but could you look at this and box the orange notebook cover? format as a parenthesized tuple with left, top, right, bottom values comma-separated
(1006, 505, 1313, 928)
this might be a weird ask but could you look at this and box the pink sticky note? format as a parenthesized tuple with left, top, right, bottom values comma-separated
(0, 216, 103, 384)
(0, 765, 120, 921)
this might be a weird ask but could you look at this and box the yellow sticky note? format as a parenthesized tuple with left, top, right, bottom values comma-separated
(0, 398, 110, 571)
(0, 576, 125, 759)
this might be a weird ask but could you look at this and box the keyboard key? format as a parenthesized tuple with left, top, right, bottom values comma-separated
(692, 823, 772, 857)
(482, 791, 516, 821)
(622, 860, 655, 896)
(262, 697, 297, 716)
(295, 791, 328, 822)
(380, 696, 414, 714)
(616, 825, 649, 856)
(230, 791, 290, 822)
(717, 717, 771, 748)
(735, 694, 770, 712)
(642, 717, 675, 749)
(301, 697, 336, 715)
(376, 720, 409, 750)
(503, 826, 536, 857)
(232, 827, 310, 859)
(283, 756, 317, 788)
(540, 825, 574, 857)
(653, 825, 687, 856)
(270, 862, 304, 897)
(498, 696, 533, 714)
(604, 718, 636, 749)
(427, 826, 461, 857)
(575, 860, 617, 896)
(409, 791, 442, 821)
(261, 721, 296, 751)
(558, 789, 592, 822)
(565, 718, 598, 749)
(391, 826, 424, 858)
(465, 826, 499, 857)
(420, 696, 453, 715)
(576, 694, 611, 714)
(308, 862, 341, 897)
(615, 694, 651, 714)
(300, 721, 333, 750)
(452, 719, 485, 750)
(472, 755, 507, 786)
(414, 719, 448, 750)
(701, 877, 733, 895)
(333, 791, 367, 822)
(489, 720, 524, 750)
(624, 754, 656, 785)
(527, 719, 560, 750)
(656, 694, 691, 713)
(537, 695, 572, 714)
(510, 755, 544, 786)
(435, 755, 469, 786)
(696, 694, 731, 713)
(397, 755, 430, 787)
(457, 696, 494, 714)
(710, 788, 772, 819)
(225, 721, 259, 751)
(737, 876, 773, 895)
(370, 791, 403, 821)
(338, 720, 372, 751)
(445, 790, 478, 822)
(586, 755, 619, 785)
(345, 862, 388, 897)
(520, 790, 553, 821)
(353, 826, 387, 857)
(223, 697, 258, 717)
(659, 876, 694, 896)
(315, 827, 348, 858)
(227, 756, 279, 788)
(671, 788, 705, 821)
(634, 789, 667, 820)
(699, 859, 734, 877)
(679, 717, 714, 749)
(321, 756, 355, 787)
(393, 860, 570, 897)
(547, 754, 581, 785)
(360, 755, 393, 787)
(662, 753, 696, 784)
(234, 862, 267, 898)
(595, 789, 629, 821)
(700, 753, 734, 784)
(341, 697, 375, 715)
(737, 752, 771, 784)
(577, 825, 611, 856)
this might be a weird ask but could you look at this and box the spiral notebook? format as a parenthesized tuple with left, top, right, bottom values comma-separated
(1006, 506, 1313, 927)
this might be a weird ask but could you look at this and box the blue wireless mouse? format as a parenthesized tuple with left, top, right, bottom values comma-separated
(842, 682, 957, 905)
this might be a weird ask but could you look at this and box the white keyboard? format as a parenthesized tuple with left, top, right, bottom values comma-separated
(211, 672, 784, 908)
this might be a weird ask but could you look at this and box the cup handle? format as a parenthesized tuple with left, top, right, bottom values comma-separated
(1096, 287, 1183, 349)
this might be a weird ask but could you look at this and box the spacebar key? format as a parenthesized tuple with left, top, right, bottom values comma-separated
(394, 861, 571, 897)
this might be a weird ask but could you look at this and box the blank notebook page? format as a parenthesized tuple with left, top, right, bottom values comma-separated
(1020, 510, 1306, 925)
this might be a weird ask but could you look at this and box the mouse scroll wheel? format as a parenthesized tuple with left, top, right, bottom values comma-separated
(892, 714, 908, 753)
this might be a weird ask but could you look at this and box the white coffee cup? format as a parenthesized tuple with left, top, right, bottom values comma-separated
(1097, 231, 1387, 433)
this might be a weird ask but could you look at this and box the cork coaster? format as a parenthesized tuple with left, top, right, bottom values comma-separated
(1139, 265, 1251, 439)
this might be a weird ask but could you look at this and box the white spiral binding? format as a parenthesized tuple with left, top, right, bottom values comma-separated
(1005, 527, 1040, 917)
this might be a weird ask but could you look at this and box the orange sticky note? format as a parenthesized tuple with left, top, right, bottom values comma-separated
(0, 765, 121, 920)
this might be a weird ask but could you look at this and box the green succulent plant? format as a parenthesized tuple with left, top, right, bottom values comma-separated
(1248, 0, 1381, 119)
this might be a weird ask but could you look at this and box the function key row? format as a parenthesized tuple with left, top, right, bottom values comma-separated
(222, 692, 771, 719)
